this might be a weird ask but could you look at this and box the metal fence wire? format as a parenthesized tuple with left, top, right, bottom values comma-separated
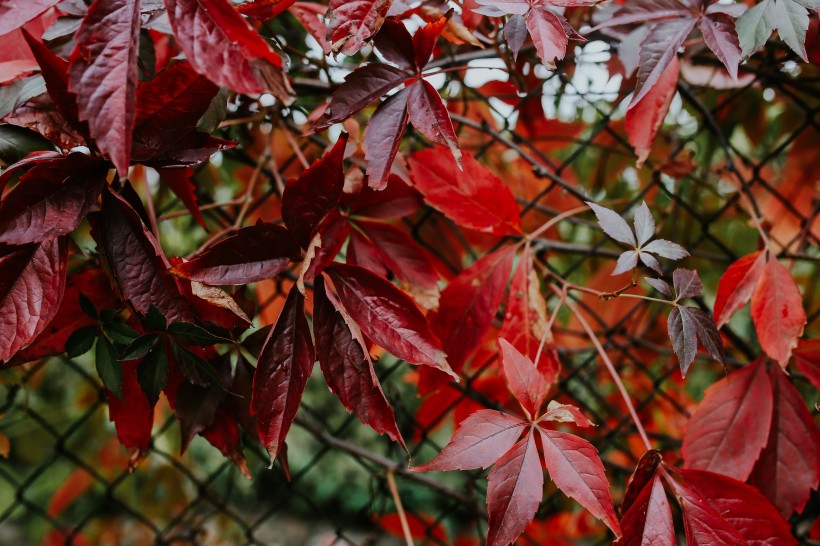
(1, 14, 819, 546)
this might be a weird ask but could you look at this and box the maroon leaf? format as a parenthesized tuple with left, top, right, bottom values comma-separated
(422, 246, 516, 392)
(282, 133, 348, 248)
(95, 186, 194, 322)
(714, 251, 766, 329)
(616, 474, 675, 546)
(325, 263, 453, 376)
(164, 0, 293, 101)
(235, 0, 295, 20)
(314, 276, 405, 448)
(326, 0, 394, 56)
(502, 14, 528, 59)
(363, 85, 410, 190)
(750, 257, 806, 367)
(793, 339, 820, 391)
(621, 449, 664, 515)
(672, 269, 703, 300)
(749, 366, 820, 517)
(171, 223, 300, 285)
(499, 338, 548, 418)
(0, 153, 107, 244)
(408, 147, 522, 236)
(667, 305, 723, 376)
(290, 2, 331, 54)
(250, 288, 314, 461)
(411, 409, 526, 471)
(406, 80, 460, 165)
(486, 434, 543, 546)
(348, 175, 422, 218)
(108, 359, 154, 455)
(0, 0, 60, 36)
(157, 168, 206, 230)
(372, 18, 415, 70)
(68, 0, 141, 177)
(299, 210, 350, 285)
(0, 237, 68, 362)
(632, 17, 695, 107)
(538, 428, 621, 536)
(699, 13, 741, 80)
(676, 468, 796, 546)
(0, 151, 65, 194)
(681, 357, 772, 481)
(411, 11, 450, 69)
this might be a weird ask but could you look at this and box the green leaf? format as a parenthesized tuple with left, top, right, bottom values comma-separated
(737, 0, 775, 57)
(0, 125, 54, 164)
(78, 293, 98, 320)
(96, 335, 123, 399)
(103, 320, 140, 345)
(168, 322, 230, 346)
(65, 325, 98, 358)
(145, 305, 167, 331)
(121, 334, 161, 361)
(772, 0, 809, 60)
(137, 346, 168, 405)
(172, 343, 223, 387)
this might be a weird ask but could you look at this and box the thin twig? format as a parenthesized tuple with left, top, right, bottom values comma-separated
(386, 471, 415, 546)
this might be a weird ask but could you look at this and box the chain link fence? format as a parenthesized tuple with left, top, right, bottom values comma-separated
(1, 17, 819, 546)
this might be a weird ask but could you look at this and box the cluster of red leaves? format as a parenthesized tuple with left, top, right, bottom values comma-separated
(0, 0, 818, 545)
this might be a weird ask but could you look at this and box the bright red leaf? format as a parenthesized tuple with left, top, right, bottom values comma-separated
(499, 338, 549, 417)
(625, 56, 679, 166)
(714, 251, 766, 329)
(326, 0, 394, 56)
(750, 257, 806, 367)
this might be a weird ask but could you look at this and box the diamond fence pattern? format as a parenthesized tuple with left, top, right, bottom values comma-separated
(1, 35, 818, 546)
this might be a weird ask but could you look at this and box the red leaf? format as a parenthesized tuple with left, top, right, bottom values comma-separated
(325, 263, 452, 376)
(250, 288, 314, 461)
(699, 13, 741, 81)
(327, 0, 394, 56)
(422, 246, 516, 392)
(407, 80, 461, 165)
(616, 474, 675, 546)
(621, 449, 663, 516)
(750, 366, 820, 517)
(68, 0, 141, 177)
(499, 246, 558, 380)
(364, 86, 410, 190)
(372, 18, 415, 70)
(235, 0, 295, 20)
(631, 18, 695, 106)
(681, 357, 772, 481)
(713, 251, 766, 329)
(626, 56, 679, 166)
(201, 407, 250, 478)
(793, 339, 820, 391)
(314, 276, 405, 448)
(0, 151, 64, 195)
(290, 2, 331, 54)
(676, 468, 796, 546)
(538, 428, 621, 536)
(0, 153, 107, 244)
(171, 223, 300, 285)
(108, 359, 154, 453)
(0, 237, 68, 362)
(282, 133, 348, 248)
(348, 219, 439, 290)
(525, 8, 571, 68)
(0, 0, 59, 36)
(412, 409, 527, 471)
(157, 168, 206, 230)
(95, 186, 194, 323)
(486, 434, 543, 546)
(411, 12, 449, 69)
(408, 147, 522, 236)
(299, 210, 350, 286)
(164, 0, 293, 101)
(750, 258, 806, 367)
(499, 339, 548, 417)
(348, 175, 422, 218)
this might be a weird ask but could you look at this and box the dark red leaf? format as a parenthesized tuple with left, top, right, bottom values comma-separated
(164, 0, 293, 101)
(486, 434, 543, 546)
(499, 339, 548, 417)
(750, 366, 820, 517)
(631, 18, 695, 107)
(108, 359, 154, 454)
(406, 79, 460, 165)
(621, 449, 664, 516)
(175, 368, 228, 453)
(282, 133, 348, 248)
(0, 151, 64, 195)
(348, 175, 422, 218)
(290, 2, 331, 54)
(326, 0, 394, 56)
(157, 168, 206, 230)
(0, 0, 60, 36)
(699, 13, 741, 80)
(411, 409, 526, 471)
(0, 153, 107, 244)
(314, 276, 405, 448)
(0, 237, 68, 362)
(372, 18, 415, 70)
(681, 357, 772, 481)
(616, 474, 675, 546)
(625, 56, 679, 166)
(407, 147, 522, 236)
(364, 85, 410, 190)
(793, 339, 820, 391)
(201, 407, 250, 478)
(750, 257, 806, 367)
(714, 251, 766, 329)
(667, 305, 724, 376)
(235, 0, 295, 20)
(68, 0, 142, 177)
(538, 428, 621, 536)
(250, 288, 314, 461)
(95, 186, 194, 322)
(171, 222, 300, 285)
(325, 263, 452, 376)
(422, 246, 515, 393)
(412, 12, 449, 69)
(675, 468, 796, 546)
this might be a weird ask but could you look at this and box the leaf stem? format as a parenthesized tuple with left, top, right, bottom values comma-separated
(386, 470, 415, 546)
